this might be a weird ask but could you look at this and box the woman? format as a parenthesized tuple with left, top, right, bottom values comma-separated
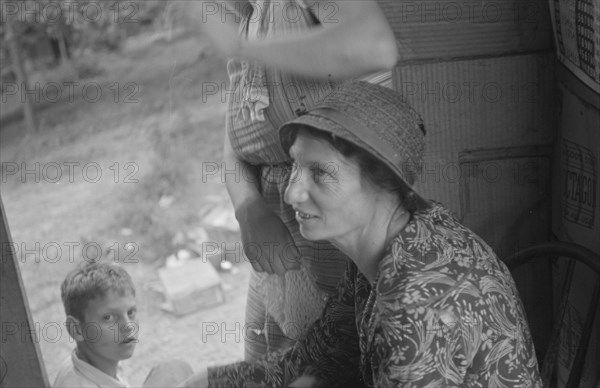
(184, 81, 542, 387)
(177, 0, 399, 361)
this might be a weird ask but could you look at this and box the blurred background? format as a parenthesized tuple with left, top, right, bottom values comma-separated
(1, 1, 251, 384)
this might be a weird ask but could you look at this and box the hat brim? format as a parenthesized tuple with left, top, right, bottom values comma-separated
(279, 113, 429, 210)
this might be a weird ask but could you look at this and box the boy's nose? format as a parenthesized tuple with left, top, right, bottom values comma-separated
(120, 319, 137, 336)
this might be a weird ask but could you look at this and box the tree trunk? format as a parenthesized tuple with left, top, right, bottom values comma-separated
(56, 24, 70, 64)
(5, 17, 37, 133)
(55, 23, 78, 78)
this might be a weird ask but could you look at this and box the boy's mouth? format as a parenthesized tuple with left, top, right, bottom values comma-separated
(121, 337, 138, 344)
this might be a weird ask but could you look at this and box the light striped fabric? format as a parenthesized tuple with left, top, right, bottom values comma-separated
(225, 0, 394, 362)
(226, 0, 347, 362)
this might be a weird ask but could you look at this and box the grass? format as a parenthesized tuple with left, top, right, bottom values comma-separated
(1, 28, 250, 385)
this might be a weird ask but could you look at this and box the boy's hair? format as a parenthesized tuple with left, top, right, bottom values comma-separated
(61, 261, 135, 322)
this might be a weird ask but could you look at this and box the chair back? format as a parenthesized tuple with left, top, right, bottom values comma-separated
(505, 242, 600, 388)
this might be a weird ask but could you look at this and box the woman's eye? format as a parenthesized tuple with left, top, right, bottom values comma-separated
(289, 162, 301, 181)
(310, 164, 328, 182)
(103, 315, 113, 322)
(128, 309, 137, 319)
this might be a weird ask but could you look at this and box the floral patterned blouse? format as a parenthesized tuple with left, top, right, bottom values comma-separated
(208, 203, 542, 387)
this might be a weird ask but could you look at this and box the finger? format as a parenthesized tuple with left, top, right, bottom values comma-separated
(271, 254, 287, 276)
(271, 245, 301, 276)
(289, 375, 319, 388)
(242, 241, 265, 272)
(259, 247, 276, 274)
(263, 236, 298, 275)
(248, 252, 265, 273)
(281, 243, 301, 271)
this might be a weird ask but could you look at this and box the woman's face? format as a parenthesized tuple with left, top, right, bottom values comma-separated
(284, 130, 383, 244)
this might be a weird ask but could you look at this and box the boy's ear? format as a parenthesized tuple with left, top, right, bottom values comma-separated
(66, 315, 84, 342)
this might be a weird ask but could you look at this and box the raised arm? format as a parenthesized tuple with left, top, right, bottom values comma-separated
(222, 123, 261, 211)
(223, 130, 301, 275)
(242, 0, 398, 78)
(198, 0, 399, 79)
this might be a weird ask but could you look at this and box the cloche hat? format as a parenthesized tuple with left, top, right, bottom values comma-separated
(279, 80, 428, 208)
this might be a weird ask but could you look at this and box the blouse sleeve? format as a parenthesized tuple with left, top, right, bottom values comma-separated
(207, 262, 363, 388)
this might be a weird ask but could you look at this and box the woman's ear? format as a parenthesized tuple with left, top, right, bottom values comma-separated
(65, 315, 83, 342)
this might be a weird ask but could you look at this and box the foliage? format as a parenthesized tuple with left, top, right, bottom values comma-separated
(0, 1, 169, 64)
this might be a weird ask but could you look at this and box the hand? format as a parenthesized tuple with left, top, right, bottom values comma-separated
(177, 368, 208, 388)
(167, 1, 242, 58)
(196, 1, 242, 58)
(289, 375, 322, 388)
(236, 199, 302, 275)
(144, 360, 193, 387)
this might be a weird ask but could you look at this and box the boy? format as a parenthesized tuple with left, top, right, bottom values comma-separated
(54, 261, 138, 388)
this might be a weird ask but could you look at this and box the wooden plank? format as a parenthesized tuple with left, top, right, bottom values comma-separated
(377, 0, 553, 61)
(394, 52, 556, 217)
(0, 194, 49, 387)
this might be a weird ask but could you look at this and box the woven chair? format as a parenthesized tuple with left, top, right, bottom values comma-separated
(505, 241, 600, 388)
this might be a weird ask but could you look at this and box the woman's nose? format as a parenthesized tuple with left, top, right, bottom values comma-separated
(284, 170, 308, 205)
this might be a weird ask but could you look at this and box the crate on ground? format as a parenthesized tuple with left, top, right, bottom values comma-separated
(158, 258, 224, 316)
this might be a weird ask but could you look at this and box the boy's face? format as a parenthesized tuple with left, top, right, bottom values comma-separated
(77, 289, 138, 365)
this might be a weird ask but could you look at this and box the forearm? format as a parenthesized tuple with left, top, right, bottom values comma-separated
(223, 129, 262, 212)
(207, 360, 283, 388)
(239, 1, 398, 79)
(281, 263, 362, 385)
(206, 264, 361, 387)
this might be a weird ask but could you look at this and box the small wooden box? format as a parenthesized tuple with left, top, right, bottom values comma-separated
(158, 259, 224, 315)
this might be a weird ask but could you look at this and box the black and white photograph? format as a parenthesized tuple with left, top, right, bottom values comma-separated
(1, 0, 599, 387)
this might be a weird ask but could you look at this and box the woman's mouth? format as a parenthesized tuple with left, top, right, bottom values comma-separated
(295, 210, 316, 221)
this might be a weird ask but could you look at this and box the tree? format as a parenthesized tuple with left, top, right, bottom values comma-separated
(3, 4, 37, 132)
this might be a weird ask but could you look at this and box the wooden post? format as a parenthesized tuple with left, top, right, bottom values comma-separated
(0, 194, 49, 387)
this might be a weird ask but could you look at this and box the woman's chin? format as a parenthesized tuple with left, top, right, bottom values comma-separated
(299, 227, 321, 242)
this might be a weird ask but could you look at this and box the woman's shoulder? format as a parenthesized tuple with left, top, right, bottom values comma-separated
(382, 203, 475, 267)
(394, 202, 498, 267)
(375, 202, 498, 307)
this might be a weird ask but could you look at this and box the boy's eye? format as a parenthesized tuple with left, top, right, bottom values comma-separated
(102, 314, 113, 322)
(128, 309, 137, 319)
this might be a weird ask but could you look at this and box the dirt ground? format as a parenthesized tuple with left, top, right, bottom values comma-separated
(1, 29, 253, 385)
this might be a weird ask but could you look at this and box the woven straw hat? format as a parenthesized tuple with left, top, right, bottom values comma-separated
(279, 80, 428, 208)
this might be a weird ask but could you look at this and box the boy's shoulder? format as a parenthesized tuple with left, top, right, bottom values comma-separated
(53, 352, 98, 388)
(53, 350, 129, 388)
